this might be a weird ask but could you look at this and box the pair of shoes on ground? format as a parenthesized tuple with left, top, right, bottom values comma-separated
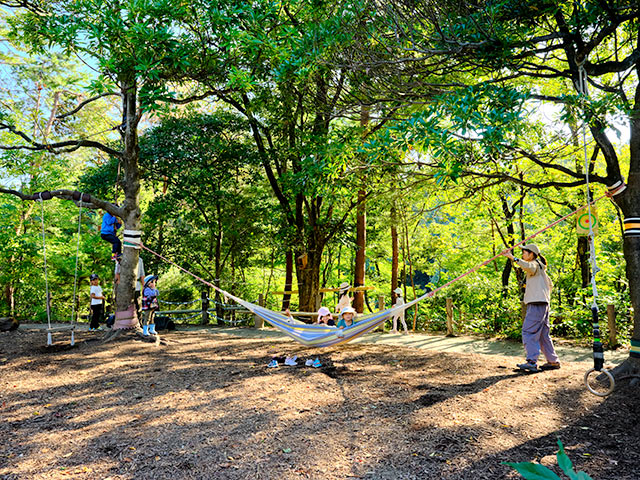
(269, 356, 321, 368)
(517, 361, 561, 372)
(304, 358, 322, 368)
(284, 355, 298, 366)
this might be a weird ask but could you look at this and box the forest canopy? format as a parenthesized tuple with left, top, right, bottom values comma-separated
(0, 0, 638, 353)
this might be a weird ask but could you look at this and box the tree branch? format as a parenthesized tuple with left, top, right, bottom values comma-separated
(0, 123, 121, 157)
(56, 92, 120, 119)
(0, 188, 122, 216)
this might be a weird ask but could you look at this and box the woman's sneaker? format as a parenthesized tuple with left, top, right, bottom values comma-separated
(540, 362, 561, 370)
(312, 358, 322, 368)
(516, 361, 539, 372)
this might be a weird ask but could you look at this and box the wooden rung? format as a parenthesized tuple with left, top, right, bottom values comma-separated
(47, 326, 76, 332)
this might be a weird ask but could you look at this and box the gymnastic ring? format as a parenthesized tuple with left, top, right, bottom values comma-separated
(583, 368, 615, 397)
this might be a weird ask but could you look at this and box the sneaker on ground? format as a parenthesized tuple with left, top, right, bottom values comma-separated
(517, 361, 539, 372)
(540, 362, 561, 370)
(312, 358, 322, 368)
(305, 359, 313, 367)
(267, 359, 278, 368)
(284, 357, 298, 366)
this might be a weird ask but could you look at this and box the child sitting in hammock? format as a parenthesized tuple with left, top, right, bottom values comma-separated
(315, 306, 336, 326)
(337, 306, 356, 328)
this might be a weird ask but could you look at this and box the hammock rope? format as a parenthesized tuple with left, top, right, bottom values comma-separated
(138, 195, 604, 348)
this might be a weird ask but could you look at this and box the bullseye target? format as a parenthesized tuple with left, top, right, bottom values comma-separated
(577, 208, 598, 236)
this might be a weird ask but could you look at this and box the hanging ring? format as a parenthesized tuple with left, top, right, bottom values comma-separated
(584, 368, 615, 397)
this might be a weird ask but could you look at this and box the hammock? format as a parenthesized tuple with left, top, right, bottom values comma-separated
(230, 295, 416, 348)
(139, 194, 603, 348)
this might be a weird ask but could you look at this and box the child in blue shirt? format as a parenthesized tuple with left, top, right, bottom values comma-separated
(101, 211, 122, 260)
(336, 306, 356, 337)
(141, 275, 159, 336)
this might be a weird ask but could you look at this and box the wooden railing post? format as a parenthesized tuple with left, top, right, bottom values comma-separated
(254, 294, 264, 329)
(446, 297, 454, 336)
(607, 304, 617, 348)
(201, 290, 209, 325)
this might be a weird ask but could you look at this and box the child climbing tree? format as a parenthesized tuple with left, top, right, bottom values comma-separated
(0, 0, 241, 338)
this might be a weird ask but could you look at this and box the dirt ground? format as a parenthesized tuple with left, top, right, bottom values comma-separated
(1, 327, 638, 480)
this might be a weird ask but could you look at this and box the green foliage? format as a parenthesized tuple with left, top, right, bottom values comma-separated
(504, 439, 593, 480)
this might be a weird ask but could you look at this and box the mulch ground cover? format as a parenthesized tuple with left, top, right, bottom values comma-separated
(1, 327, 638, 479)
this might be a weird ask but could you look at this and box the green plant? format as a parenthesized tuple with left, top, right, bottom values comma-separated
(504, 439, 593, 480)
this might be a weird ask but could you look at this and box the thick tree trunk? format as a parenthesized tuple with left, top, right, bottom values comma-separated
(353, 188, 366, 313)
(608, 79, 640, 374)
(4, 284, 15, 318)
(618, 183, 640, 372)
(296, 246, 323, 314)
(114, 80, 142, 318)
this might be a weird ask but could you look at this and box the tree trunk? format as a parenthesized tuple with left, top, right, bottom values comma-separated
(296, 246, 323, 314)
(114, 80, 142, 318)
(282, 249, 293, 311)
(609, 80, 640, 374)
(577, 236, 590, 288)
(353, 188, 366, 313)
(212, 197, 223, 325)
(391, 205, 399, 304)
(353, 106, 369, 313)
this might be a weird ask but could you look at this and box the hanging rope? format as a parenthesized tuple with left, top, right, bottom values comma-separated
(67, 195, 83, 346)
(38, 193, 53, 345)
(578, 62, 615, 396)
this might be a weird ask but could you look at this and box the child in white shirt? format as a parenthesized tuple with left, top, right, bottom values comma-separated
(89, 274, 105, 331)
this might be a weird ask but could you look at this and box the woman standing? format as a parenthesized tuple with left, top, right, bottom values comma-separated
(504, 244, 560, 372)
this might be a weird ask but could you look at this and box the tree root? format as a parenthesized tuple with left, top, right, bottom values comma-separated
(592, 357, 640, 390)
(100, 328, 162, 345)
(607, 357, 640, 379)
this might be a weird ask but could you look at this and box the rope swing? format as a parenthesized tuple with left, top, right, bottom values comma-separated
(39, 193, 79, 346)
(577, 62, 615, 396)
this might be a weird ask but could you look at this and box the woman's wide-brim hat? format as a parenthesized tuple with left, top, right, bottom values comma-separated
(521, 244, 540, 256)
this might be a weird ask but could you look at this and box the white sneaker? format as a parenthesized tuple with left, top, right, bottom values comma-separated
(305, 359, 313, 367)
(284, 356, 298, 366)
